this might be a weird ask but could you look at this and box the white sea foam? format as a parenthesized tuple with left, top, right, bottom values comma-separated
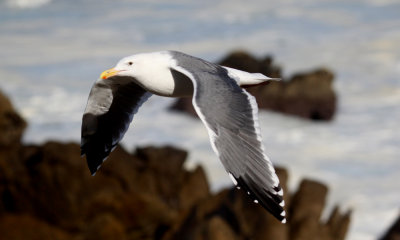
(1, 1, 399, 239)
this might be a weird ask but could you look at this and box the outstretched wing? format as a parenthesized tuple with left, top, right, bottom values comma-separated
(169, 51, 286, 222)
(81, 76, 151, 175)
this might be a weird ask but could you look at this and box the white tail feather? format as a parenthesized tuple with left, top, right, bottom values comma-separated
(223, 66, 280, 86)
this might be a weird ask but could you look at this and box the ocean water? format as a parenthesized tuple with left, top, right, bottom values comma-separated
(1, 0, 399, 239)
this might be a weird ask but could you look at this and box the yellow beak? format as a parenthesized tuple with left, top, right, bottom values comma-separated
(100, 68, 120, 79)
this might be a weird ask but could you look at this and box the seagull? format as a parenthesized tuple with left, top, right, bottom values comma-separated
(81, 51, 286, 223)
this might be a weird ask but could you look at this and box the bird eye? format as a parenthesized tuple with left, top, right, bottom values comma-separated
(128, 62, 133, 66)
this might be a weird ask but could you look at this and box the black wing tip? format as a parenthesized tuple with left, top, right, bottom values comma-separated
(229, 173, 286, 223)
(84, 154, 101, 176)
(85, 151, 111, 176)
(81, 146, 96, 175)
(81, 142, 113, 176)
(88, 161, 100, 176)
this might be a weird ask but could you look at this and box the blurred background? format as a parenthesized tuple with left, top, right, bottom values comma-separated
(0, 0, 399, 239)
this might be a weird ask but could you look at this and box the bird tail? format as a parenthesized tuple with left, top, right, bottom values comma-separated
(222, 66, 280, 88)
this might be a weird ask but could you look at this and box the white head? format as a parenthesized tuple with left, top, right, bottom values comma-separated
(100, 55, 139, 80)
(98, 51, 190, 97)
(99, 52, 174, 79)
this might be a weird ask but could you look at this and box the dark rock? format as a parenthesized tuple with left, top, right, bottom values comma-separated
(84, 213, 127, 240)
(0, 214, 71, 240)
(289, 179, 328, 240)
(290, 179, 328, 226)
(162, 167, 350, 240)
(0, 141, 351, 240)
(0, 139, 209, 239)
(325, 206, 351, 240)
(0, 90, 26, 147)
(380, 214, 400, 240)
(0, 86, 348, 239)
(170, 51, 336, 121)
(179, 166, 210, 210)
(288, 180, 351, 240)
(206, 216, 238, 240)
(261, 68, 336, 121)
(0, 139, 349, 240)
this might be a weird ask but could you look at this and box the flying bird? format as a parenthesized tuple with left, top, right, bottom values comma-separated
(81, 51, 286, 223)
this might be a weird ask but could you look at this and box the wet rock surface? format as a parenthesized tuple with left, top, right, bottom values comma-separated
(171, 51, 337, 121)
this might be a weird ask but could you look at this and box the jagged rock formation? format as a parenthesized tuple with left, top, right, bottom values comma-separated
(0, 90, 26, 147)
(0, 88, 350, 239)
(0, 143, 351, 240)
(171, 51, 337, 121)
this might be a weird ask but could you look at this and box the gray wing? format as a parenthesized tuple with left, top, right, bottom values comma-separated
(170, 51, 286, 222)
(81, 77, 151, 175)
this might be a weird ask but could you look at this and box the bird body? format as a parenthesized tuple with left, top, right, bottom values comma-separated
(102, 51, 275, 97)
(81, 50, 286, 223)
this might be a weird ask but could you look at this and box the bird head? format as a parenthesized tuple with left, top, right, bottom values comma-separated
(99, 56, 137, 80)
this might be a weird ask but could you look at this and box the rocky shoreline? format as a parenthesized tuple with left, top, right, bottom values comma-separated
(0, 88, 353, 240)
